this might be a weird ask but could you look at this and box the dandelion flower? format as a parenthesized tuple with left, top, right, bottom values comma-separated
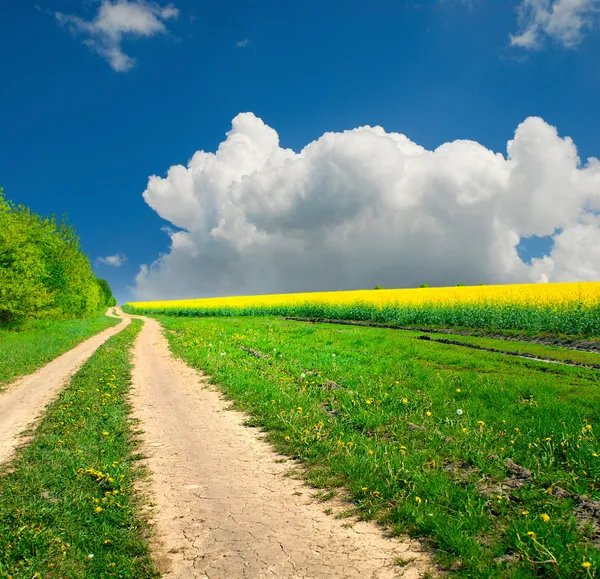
(102, 432, 109, 436)
(582, 561, 592, 569)
(477, 420, 485, 426)
(521, 511, 529, 516)
(415, 496, 422, 504)
(540, 513, 550, 522)
(426, 411, 432, 417)
(456, 388, 461, 393)
(95, 507, 103, 513)
(527, 531, 536, 538)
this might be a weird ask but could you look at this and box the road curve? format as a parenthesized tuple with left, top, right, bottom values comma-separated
(0, 309, 129, 466)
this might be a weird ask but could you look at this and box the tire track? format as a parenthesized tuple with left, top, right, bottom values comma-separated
(129, 315, 433, 578)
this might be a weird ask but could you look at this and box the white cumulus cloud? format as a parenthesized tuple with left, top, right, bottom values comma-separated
(98, 253, 128, 267)
(56, 0, 179, 72)
(510, 0, 600, 49)
(133, 113, 600, 300)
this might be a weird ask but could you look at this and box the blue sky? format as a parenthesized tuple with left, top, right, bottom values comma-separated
(1, 0, 600, 303)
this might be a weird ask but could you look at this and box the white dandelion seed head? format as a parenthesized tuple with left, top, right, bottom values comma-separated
(457, 409, 463, 415)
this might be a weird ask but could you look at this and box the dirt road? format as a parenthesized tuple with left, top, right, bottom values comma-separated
(0, 311, 128, 465)
(130, 315, 432, 579)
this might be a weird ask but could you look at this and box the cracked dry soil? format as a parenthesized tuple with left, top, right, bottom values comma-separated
(130, 316, 433, 579)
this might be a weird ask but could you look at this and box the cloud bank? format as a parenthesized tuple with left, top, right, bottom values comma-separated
(98, 253, 128, 267)
(56, 0, 179, 71)
(511, 0, 600, 49)
(133, 113, 600, 300)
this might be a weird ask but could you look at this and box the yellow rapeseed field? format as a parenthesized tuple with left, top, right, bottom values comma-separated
(129, 281, 600, 311)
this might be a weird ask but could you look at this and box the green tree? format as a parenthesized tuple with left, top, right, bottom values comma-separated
(0, 188, 115, 325)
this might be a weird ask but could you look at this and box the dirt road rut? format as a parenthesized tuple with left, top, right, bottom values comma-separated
(130, 316, 432, 579)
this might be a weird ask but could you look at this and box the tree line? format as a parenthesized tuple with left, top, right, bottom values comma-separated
(0, 188, 116, 326)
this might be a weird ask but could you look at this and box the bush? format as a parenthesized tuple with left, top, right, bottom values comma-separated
(0, 188, 115, 325)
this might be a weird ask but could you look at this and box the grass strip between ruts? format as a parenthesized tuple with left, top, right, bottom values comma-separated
(0, 315, 121, 390)
(0, 319, 158, 578)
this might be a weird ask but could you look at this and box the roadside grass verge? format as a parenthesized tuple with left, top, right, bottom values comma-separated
(0, 315, 120, 390)
(0, 319, 158, 578)
(160, 316, 600, 578)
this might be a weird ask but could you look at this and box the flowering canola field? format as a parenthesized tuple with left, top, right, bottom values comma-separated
(125, 281, 600, 335)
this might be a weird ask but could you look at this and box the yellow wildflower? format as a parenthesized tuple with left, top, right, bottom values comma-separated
(540, 513, 550, 523)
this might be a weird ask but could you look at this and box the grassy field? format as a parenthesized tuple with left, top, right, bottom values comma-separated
(414, 331, 600, 367)
(0, 315, 120, 390)
(160, 315, 599, 578)
(0, 319, 158, 578)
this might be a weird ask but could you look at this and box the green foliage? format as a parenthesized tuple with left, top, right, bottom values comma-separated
(374, 285, 383, 290)
(0, 320, 157, 577)
(161, 316, 600, 577)
(96, 278, 117, 307)
(0, 188, 115, 325)
(418, 283, 429, 288)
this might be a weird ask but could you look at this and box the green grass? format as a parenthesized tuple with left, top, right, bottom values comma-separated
(0, 315, 120, 390)
(0, 319, 158, 579)
(160, 316, 600, 578)
(413, 331, 600, 367)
